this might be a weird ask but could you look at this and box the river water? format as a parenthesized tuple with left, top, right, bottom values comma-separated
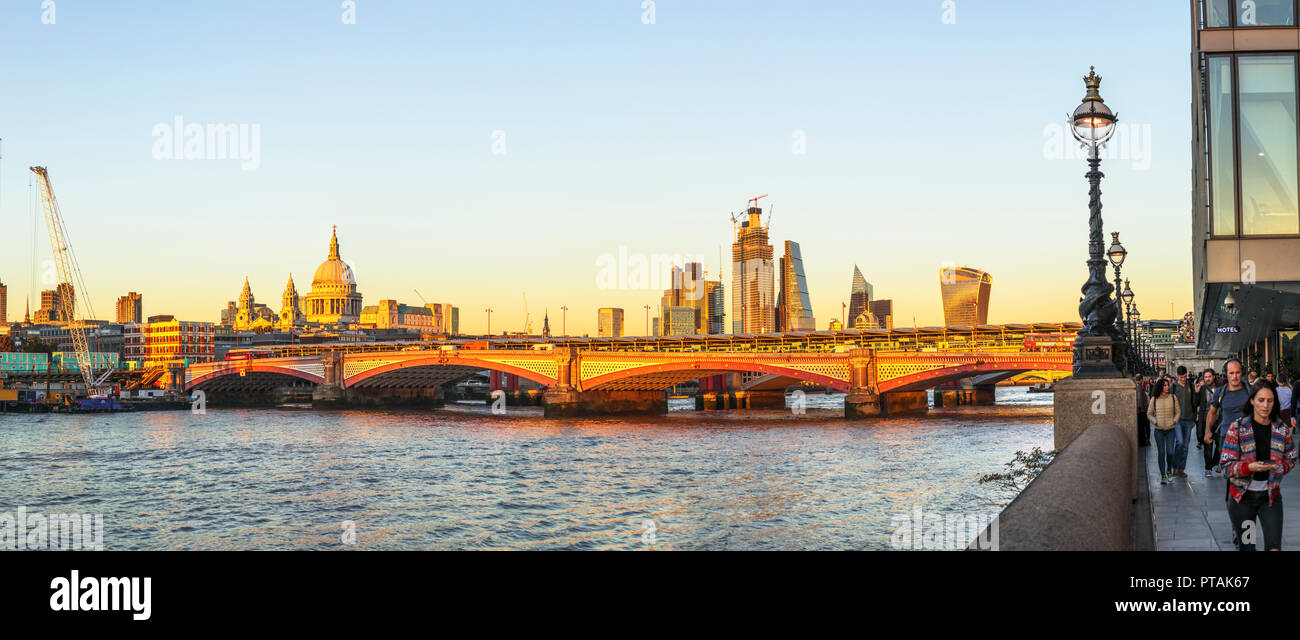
(0, 388, 1053, 550)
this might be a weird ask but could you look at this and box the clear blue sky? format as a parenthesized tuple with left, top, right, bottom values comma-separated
(0, 0, 1193, 333)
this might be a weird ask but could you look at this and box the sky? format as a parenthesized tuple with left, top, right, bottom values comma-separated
(0, 0, 1194, 335)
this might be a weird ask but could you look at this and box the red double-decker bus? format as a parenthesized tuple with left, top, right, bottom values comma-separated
(1022, 333, 1077, 350)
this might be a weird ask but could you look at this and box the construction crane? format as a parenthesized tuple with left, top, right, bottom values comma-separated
(522, 293, 532, 335)
(30, 166, 113, 396)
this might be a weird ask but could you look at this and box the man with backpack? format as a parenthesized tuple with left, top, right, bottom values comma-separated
(1205, 360, 1250, 481)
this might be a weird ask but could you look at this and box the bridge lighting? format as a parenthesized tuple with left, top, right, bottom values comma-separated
(1067, 66, 1126, 377)
(1120, 280, 1134, 307)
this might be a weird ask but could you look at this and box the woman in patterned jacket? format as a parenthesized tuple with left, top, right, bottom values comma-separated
(1221, 382, 1296, 551)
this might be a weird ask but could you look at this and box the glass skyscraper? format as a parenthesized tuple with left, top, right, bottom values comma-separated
(939, 266, 992, 326)
(777, 240, 816, 331)
(847, 265, 873, 328)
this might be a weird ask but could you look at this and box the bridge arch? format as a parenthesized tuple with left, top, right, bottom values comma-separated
(186, 364, 326, 391)
(581, 359, 850, 392)
(344, 356, 557, 389)
(877, 360, 1068, 393)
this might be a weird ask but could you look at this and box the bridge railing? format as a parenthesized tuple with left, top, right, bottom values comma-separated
(213, 323, 1082, 359)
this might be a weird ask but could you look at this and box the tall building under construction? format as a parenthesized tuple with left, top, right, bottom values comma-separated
(939, 266, 992, 326)
(731, 206, 775, 333)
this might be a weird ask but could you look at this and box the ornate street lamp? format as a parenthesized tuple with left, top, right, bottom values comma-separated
(1069, 67, 1125, 377)
(1120, 279, 1135, 370)
(1131, 304, 1142, 374)
(1108, 232, 1129, 371)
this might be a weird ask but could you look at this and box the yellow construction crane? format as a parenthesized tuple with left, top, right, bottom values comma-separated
(30, 166, 112, 396)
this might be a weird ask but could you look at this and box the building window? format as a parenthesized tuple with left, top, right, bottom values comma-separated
(1208, 0, 1233, 26)
(1210, 56, 1238, 236)
(1208, 0, 1297, 26)
(1239, 55, 1299, 235)
(1238, 0, 1296, 25)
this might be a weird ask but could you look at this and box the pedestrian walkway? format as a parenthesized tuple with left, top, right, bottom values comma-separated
(1147, 440, 1300, 550)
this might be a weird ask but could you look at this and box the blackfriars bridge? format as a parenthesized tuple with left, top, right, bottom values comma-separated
(176, 323, 1076, 418)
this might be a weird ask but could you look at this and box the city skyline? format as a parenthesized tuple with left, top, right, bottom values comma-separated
(0, 1, 1194, 335)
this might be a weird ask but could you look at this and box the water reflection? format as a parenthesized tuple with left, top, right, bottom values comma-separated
(0, 388, 1052, 550)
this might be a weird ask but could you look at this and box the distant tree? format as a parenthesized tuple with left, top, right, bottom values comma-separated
(0, 335, 13, 353)
(979, 447, 1057, 498)
(22, 337, 57, 354)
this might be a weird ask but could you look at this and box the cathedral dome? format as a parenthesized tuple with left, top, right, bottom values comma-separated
(304, 225, 363, 325)
(312, 227, 356, 286)
(313, 258, 355, 287)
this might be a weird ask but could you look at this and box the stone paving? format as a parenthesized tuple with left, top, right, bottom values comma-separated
(1147, 436, 1300, 550)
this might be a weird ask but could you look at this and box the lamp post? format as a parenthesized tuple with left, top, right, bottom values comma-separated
(1068, 67, 1125, 377)
(560, 306, 568, 337)
(1120, 279, 1135, 371)
(1131, 304, 1142, 374)
(485, 308, 493, 336)
(1107, 232, 1128, 372)
(644, 305, 651, 337)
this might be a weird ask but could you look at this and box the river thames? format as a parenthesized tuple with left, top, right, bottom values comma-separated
(0, 388, 1052, 550)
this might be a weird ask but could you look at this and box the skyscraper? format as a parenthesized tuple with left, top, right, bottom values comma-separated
(939, 266, 992, 326)
(731, 206, 775, 333)
(598, 308, 624, 337)
(660, 262, 710, 335)
(705, 280, 725, 334)
(776, 240, 816, 331)
(869, 299, 894, 330)
(35, 283, 74, 324)
(116, 292, 143, 324)
(0, 279, 6, 325)
(847, 265, 873, 326)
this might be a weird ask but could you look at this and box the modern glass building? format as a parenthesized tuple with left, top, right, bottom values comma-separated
(660, 263, 714, 335)
(1191, 0, 1300, 372)
(869, 299, 894, 330)
(598, 307, 624, 337)
(847, 265, 873, 327)
(730, 207, 775, 334)
(939, 266, 992, 326)
(776, 240, 816, 331)
(705, 280, 725, 334)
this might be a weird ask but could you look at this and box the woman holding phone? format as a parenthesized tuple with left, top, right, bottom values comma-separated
(1221, 382, 1296, 550)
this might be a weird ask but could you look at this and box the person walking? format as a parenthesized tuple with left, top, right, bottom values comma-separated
(1136, 374, 1151, 448)
(1148, 378, 1181, 485)
(1278, 374, 1292, 426)
(1171, 366, 1197, 479)
(1206, 360, 1250, 479)
(1196, 368, 1218, 477)
(1221, 382, 1295, 550)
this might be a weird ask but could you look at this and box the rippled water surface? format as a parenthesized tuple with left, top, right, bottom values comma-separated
(0, 388, 1053, 550)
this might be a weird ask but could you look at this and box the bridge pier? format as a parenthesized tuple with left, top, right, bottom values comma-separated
(934, 384, 997, 407)
(695, 389, 786, 410)
(880, 391, 929, 415)
(542, 389, 666, 418)
(312, 385, 446, 409)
